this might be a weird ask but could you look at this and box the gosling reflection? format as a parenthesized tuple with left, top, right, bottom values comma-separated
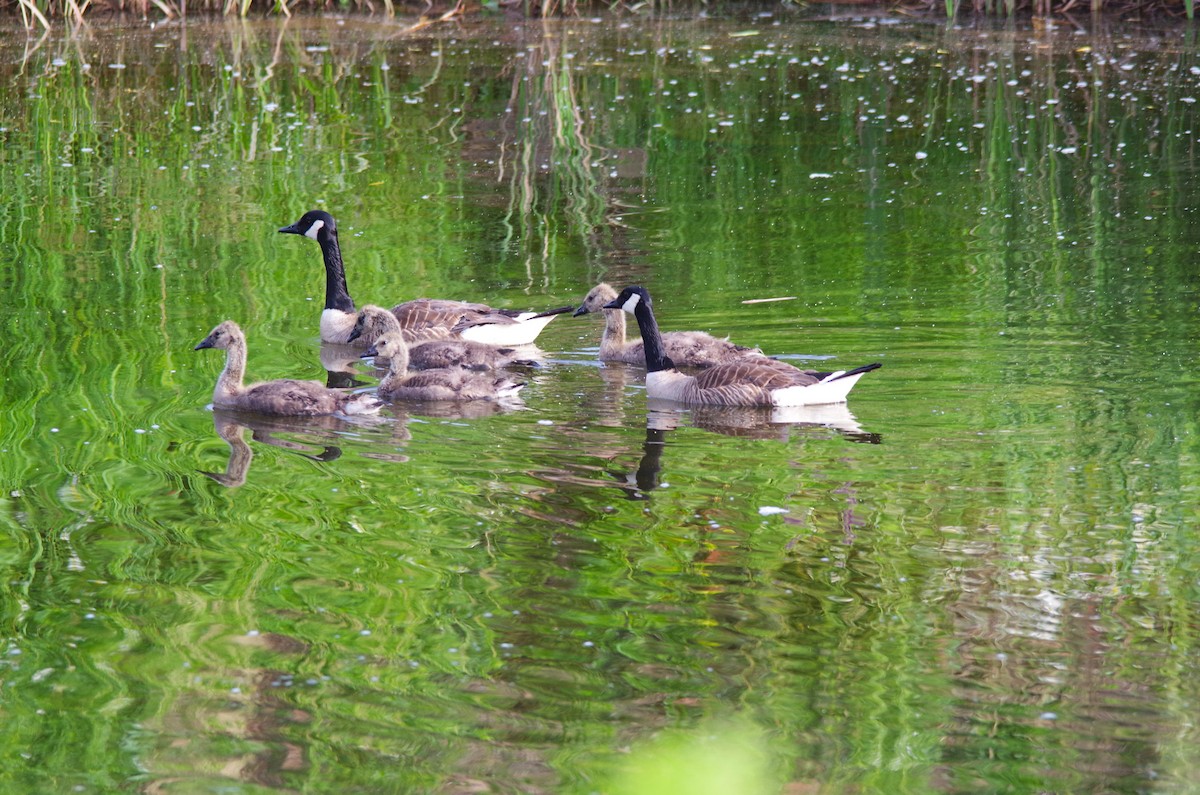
(321, 342, 375, 389)
(645, 398, 881, 443)
(202, 409, 355, 487)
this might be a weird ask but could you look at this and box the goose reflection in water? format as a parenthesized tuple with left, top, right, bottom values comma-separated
(320, 341, 377, 390)
(609, 403, 879, 501)
(608, 426, 668, 501)
(201, 409, 394, 488)
(645, 398, 882, 444)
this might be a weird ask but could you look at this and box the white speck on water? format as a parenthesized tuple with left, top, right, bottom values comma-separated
(134, 429, 146, 434)
(1040, 712, 1058, 720)
(247, 629, 260, 636)
(108, 63, 126, 69)
(758, 506, 788, 516)
(583, 641, 594, 647)
(230, 687, 241, 694)
(360, 629, 371, 636)
(915, 151, 928, 160)
(537, 420, 554, 425)
(809, 172, 833, 179)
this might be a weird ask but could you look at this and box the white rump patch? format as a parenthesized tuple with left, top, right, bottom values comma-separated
(304, 219, 325, 239)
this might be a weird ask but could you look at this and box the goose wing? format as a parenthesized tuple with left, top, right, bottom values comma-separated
(685, 360, 820, 406)
(240, 379, 341, 416)
(390, 299, 519, 341)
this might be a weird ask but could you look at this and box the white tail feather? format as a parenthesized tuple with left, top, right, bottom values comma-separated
(772, 372, 867, 406)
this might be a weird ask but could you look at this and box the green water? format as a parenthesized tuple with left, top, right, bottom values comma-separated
(1, 12, 1199, 794)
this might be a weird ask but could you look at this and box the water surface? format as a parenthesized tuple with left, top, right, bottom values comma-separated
(1, 11, 1199, 794)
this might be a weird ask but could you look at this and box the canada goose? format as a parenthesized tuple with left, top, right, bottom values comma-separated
(573, 282, 766, 368)
(367, 332, 527, 402)
(278, 210, 573, 346)
(349, 305, 540, 370)
(194, 321, 382, 416)
(604, 286, 880, 407)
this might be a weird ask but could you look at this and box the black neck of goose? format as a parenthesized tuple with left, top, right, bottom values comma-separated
(632, 300, 670, 372)
(319, 229, 355, 313)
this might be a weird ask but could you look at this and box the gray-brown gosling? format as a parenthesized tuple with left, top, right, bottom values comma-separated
(572, 282, 766, 368)
(194, 321, 382, 416)
(367, 332, 527, 402)
(604, 286, 880, 407)
(278, 210, 573, 346)
(349, 305, 540, 370)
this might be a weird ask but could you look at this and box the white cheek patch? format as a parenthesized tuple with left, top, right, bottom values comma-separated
(304, 219, 325, 240)
(621, 292, 642, 314)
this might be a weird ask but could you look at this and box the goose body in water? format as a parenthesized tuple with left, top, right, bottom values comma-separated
(573, 282, 765, 368)
(278, 210, 572, 346)
(604, 286, 880, 406)
(350, 305, 540, 370)
(367, 332, 527, 403)
(194, 321, 381, 416)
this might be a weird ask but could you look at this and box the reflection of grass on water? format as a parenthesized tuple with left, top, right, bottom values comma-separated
(496, 26, 613, 270)
(5, 0, 1196, 30)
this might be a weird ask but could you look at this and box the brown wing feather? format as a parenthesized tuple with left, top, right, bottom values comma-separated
(408, 340, 522, 371)
(382, 369, 522, 401)
(239, 380, 343, 416)
(681, 360, 821, 406)
(390, 299, 525, 342)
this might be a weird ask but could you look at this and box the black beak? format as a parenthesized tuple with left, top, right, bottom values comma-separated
(194, 338, 215, 351)
(278, 223, 301, 235)
(602, 299, 621, 310)
(362, 345, 379, 358)
(572, 305, 590, 317)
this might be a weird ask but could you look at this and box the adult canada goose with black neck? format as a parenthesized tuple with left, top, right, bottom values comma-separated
(195, 321, 382, 416)
(366, 332, 527, 403)
(572, 282, 766, 368)
(604, 286, 880, 407)
(278, 210, 573, 346)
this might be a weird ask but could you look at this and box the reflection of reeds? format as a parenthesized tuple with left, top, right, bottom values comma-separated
(495, 24, 615, 269)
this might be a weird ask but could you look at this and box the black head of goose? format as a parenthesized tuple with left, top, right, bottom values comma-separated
(602, 286, 880, 407)
(194, 320, 381, 416)
(279, 210, 575, 346)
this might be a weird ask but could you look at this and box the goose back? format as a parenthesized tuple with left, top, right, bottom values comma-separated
(352, 305, 539, 370)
